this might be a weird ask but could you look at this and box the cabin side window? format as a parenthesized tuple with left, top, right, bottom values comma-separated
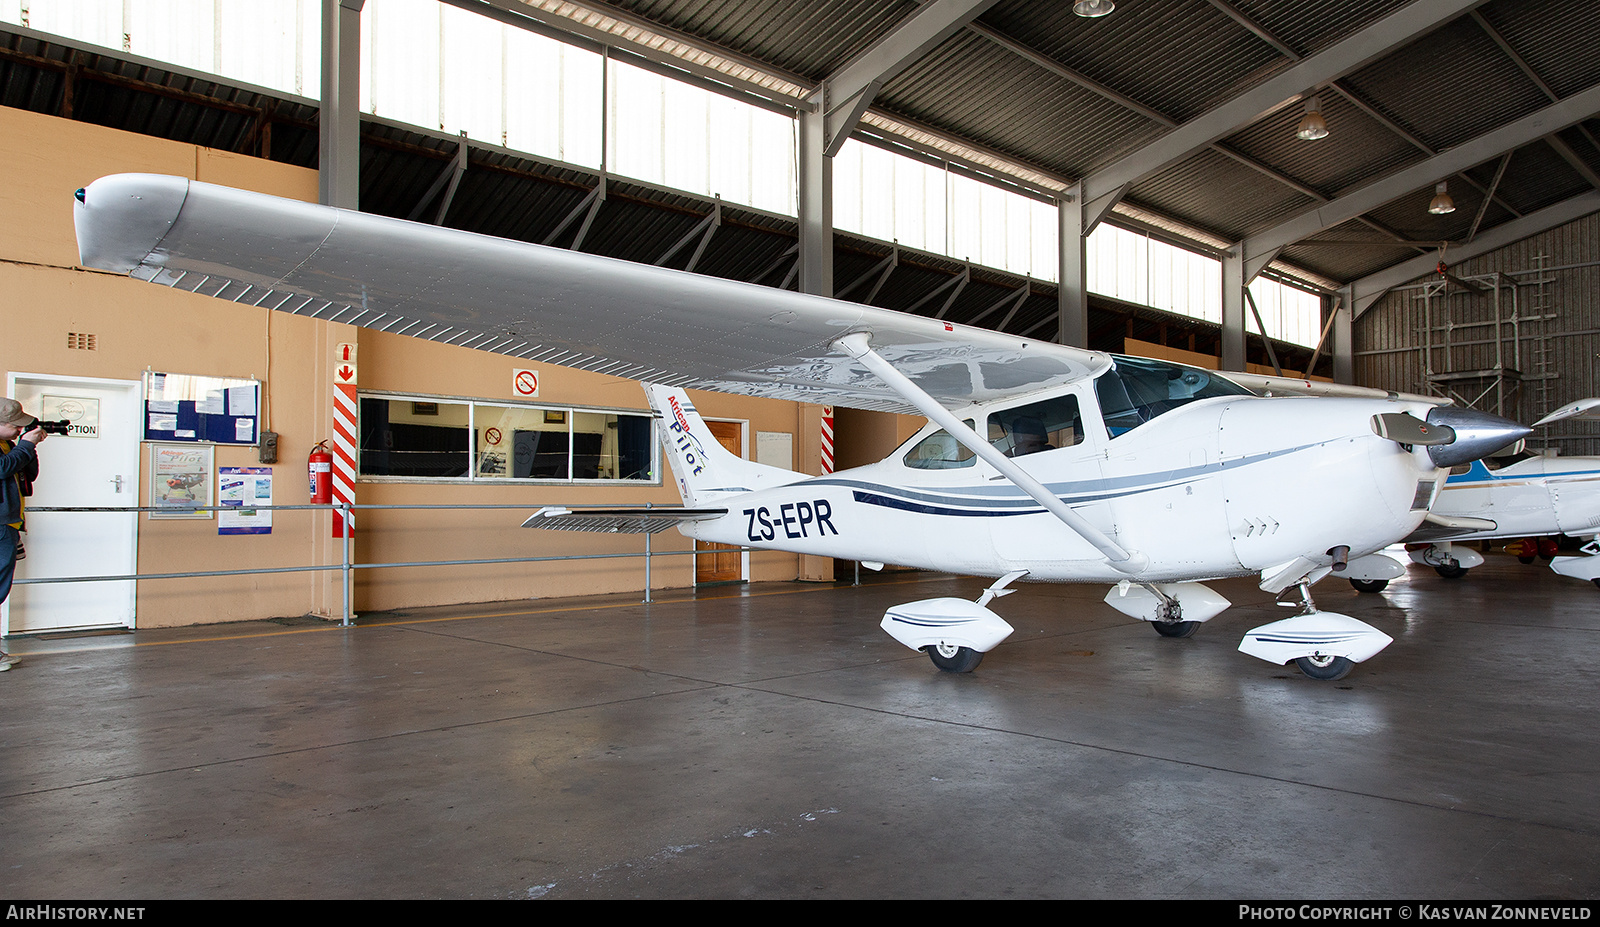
(988, 395, 1083, 458)
(903, 420, 977, 469)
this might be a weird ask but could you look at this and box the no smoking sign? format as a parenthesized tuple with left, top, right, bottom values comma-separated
(512, 368, 539, 398)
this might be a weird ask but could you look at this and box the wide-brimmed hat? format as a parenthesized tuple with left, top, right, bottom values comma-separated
(0, 398, 34, 428)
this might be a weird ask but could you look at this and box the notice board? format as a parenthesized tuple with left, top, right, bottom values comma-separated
(143, 371, 261, 445)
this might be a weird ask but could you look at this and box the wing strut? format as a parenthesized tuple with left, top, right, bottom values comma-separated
(832, 332, 1148, 574)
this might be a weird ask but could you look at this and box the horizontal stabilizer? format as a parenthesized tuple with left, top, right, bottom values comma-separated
(522, 506, 727, 535)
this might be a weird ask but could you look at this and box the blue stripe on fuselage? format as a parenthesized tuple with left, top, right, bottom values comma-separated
(816, 441, 1320, 517)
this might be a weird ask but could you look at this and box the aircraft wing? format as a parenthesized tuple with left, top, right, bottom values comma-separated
(1222, 371, 1447, 405)
(74, 174, 1110, 414)
(1534, 397, 1600, 427)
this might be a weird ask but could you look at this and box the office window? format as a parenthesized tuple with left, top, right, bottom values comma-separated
(360, 395, 657, 483)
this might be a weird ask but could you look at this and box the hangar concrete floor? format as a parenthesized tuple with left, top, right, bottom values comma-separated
(2, 552, 1597, 900)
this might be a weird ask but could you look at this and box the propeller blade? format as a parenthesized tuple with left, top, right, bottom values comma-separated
(1371, 412, 1453, 446)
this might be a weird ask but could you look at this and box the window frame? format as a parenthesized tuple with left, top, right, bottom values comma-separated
(357, 390, 661, 486)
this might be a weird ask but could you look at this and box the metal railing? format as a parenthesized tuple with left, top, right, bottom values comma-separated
(14, 502, 719, 627)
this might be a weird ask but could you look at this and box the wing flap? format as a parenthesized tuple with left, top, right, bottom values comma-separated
(76, 174, 1111, 412)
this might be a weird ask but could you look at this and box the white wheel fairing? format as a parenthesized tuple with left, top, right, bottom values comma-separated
(1102, 582, 1231, 624)
(1333, 553, 1407, 583)
(880, 597, 1015, 654)
(1238, 612, 1394, 667)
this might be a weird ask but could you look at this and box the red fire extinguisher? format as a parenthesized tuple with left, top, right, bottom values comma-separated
(308, 441, 333, 504)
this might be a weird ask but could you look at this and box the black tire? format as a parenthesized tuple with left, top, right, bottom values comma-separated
(925, 643, 983, 673)
(1591, 579, 1600, 591)
(1435, 562, 1468, 579)
(1350, 578, 1388, 593)
(1518, 556, 1536, 564)
(1295, 654, 1355, 681)
(1151, 620, 1199, 638)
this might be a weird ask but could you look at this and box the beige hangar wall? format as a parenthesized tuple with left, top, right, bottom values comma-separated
(0, 104, 865, 628)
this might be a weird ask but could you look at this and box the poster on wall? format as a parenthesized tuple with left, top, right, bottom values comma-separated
(149, 444, 213, 519)
(219, 467, 273, 535)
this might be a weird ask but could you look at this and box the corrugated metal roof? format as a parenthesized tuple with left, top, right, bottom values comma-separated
(558, 0, 1600, 301)
(877, 28, 1161, 180)
(984, 0, 1284, 125)
(10, 0, 1600, 377)
(1131, 147, 1316, 243)
(609, 0, 914, 78)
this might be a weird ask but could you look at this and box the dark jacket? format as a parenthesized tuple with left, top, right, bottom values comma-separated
(0, 438, 39, 527)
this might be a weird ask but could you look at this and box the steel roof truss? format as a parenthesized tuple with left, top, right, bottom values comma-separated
(1079, 0, 1489, 206)
(820, 0, 1002, 157)
(1242, 82, 1600, 267)
(1351, 190, 1600, 317)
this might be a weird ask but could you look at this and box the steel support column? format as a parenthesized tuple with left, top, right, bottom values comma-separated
(798, 106, 833, 298)
(1221, 250, 1246, 371)
(1333, 289, 1354, 384)
(796, 104, 833, 583)
(1058, 189, 1087, 347)
(319, 0, 364, 209)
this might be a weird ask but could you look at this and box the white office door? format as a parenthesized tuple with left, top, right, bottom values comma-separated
(4, 375, 140, 634)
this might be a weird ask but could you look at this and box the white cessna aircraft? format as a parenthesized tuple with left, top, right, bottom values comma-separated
(73, 174, 1530, 680)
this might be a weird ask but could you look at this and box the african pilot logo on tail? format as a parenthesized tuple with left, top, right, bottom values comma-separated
(665, 393, 707, 476)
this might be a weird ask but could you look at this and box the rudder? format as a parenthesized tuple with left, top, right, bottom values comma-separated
(643, 384, 803, 506)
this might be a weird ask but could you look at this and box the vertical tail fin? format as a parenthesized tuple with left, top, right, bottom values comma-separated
(643, 384, 804, 506)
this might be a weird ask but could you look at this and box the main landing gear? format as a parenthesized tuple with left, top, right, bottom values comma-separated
(1408, 543, 1484, 579)
(880, 571, 1028, 674)
(1102, 582, 1231, 638)
(925, 641, 985, 673)
(1238, 581, 1394, 681)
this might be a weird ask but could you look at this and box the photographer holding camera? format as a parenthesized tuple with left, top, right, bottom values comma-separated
(0, 399, 47, 672)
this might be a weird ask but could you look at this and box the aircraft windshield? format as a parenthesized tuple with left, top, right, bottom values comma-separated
(1095, 356, 1252, 438)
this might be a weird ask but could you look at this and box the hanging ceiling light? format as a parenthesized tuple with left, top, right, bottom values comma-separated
(1296, 96, 1329, 141)
(1073, 0, 1115, 17)
(1428, 181, 1457, 215)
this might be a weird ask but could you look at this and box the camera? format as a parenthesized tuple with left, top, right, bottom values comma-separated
(25, 419, 72, 436)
